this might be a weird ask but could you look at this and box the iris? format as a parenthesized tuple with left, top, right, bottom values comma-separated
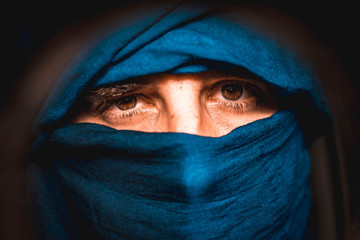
(221, 84, 243, 100)
(115, 95, 137, 110)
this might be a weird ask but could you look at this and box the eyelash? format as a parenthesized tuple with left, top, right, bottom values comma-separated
(216, 99, 262, 113)
(207, 80, 264, 113)
(103, 108, 143, 121)
(98, 94, 154, 123)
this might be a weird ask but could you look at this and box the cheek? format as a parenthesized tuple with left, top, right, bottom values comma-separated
(73, 111, 160, 132)
(206, 104, 278, 134)
(136, 112, 160, 132)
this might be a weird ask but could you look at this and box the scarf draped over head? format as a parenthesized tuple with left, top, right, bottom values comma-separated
(28, 2, 332, 240)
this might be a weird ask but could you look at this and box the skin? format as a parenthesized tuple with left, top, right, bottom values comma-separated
(73, 71, 279, 137)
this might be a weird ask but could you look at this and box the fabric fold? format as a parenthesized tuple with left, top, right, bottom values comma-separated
(36, 3, 331, 141)
(30, 111, 311, 239)
(28, 2, 332, 239)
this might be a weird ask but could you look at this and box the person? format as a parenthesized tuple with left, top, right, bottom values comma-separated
(25, 2, 336, 240)
(72, 69, 279, 136)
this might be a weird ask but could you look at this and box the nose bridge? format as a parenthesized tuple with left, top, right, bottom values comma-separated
(180, 151, 212, 198)
(163, 79, 202, 134)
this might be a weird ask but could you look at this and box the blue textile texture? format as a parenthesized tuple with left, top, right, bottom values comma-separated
(28, 2, 332, 240)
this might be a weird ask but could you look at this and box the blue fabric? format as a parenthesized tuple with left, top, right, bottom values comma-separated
(30, 111, 311, 239)
(28, 2, 331, 240)
(37, 3, 330, 137)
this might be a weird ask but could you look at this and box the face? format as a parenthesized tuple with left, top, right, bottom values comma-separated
(73, 70, 279, 137)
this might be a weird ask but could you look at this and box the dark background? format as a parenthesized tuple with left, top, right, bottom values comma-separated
(2, 1, 359, 240)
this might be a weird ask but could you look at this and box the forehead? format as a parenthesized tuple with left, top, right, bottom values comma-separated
(108, 68, 264, 86)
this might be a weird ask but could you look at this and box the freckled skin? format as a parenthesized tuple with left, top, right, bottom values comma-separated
(73, 72, 278, 137)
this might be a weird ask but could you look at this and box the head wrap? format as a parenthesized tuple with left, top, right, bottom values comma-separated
(28, 2, 332, 239)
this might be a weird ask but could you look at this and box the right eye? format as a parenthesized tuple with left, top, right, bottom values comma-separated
(99, 93, 157, 124)
(115, 95, 137, 110)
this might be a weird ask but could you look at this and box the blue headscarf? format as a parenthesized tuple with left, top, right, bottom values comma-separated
(28, 2, 331, 240)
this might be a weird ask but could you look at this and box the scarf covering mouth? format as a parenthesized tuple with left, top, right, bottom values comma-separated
(28, 2, 332, 240)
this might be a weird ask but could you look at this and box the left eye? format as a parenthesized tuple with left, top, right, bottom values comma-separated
(221, 84, 243, 101)
(206, 79, 265, 113)
(209, 80, 261, 102)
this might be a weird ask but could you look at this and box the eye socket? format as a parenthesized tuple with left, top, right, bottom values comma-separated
(209, 80, 262, 102)
(115, 95, 137, 110)
(221, 84, 243, 101)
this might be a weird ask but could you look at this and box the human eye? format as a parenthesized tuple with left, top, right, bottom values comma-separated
(207, 79, 266, 113)
(74, 84, 158, 128)
(101, 93, 157, 124)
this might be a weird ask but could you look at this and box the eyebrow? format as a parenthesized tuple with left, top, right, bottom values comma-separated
(88, 83, 145, 98)
(88, 76, 153, 97)
(82, 68, 267, 105)
(77, 77, 150, 114)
